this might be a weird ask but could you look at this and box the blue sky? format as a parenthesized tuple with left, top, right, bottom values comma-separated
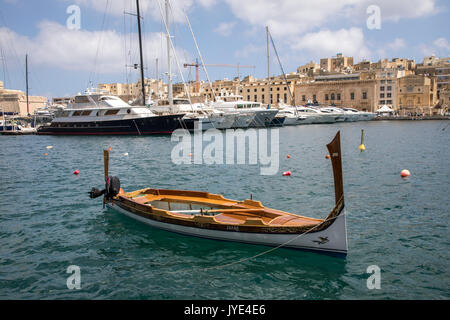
(0, 0, 449, 99)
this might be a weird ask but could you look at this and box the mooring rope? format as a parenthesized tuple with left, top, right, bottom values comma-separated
(155, 212, 345, 275)
(199, 212, 345, 272)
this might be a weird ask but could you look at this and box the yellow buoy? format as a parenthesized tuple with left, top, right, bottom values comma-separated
(359, 129, 365, 152)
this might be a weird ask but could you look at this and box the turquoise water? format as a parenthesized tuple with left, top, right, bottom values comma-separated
(0, 121, 449, 299)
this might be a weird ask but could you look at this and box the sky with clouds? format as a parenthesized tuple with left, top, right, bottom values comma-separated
(0, 0, 448, 98)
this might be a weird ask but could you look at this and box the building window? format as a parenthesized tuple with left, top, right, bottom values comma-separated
(387, 100, 392, 104)
(284, 93, 287, 102)
(247, 89, 250, 92)
(331, 93, 335, 100)
(313, 94, 316, 102)
(387, 93, 392, 98)
(350, 92, 355, 100)
(247, 95, 250, 100)
(387, 86, 392, 91)
(302, 95, 306, 101)
(337, 93, 341, 100)
(379, 100, 385, 104)
(254, 89, 257, 92)
(277, 87, 280, 91)
(380, 86, 385, 91)
(254, 95, 257, 101)
(362, 91, 367, 99)
(277, 93, 280, 102)
(262, 88, 265, 92)
(381, 80, 386, 84)
(325, 94, 329, 101)
(380, 93, 385, 98)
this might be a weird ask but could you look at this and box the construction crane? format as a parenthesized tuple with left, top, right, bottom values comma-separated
(183, 58, 256, 92)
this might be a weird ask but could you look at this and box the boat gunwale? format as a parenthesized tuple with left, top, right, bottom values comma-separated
(110, 191, 344, 235)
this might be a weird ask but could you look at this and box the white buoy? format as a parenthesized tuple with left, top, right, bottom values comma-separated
(124, 153, 129, 156)
(46, 146, 53, 149)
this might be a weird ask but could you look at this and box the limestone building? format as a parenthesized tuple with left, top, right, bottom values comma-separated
(397, 75, 437, 115)
(294, 78, 378, 112)
(0, 81, 47, 116)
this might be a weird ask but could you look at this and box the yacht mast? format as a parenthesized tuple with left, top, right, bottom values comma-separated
(136, 0, 146, 105)
(26, 54, 29, 116)
(166, 0, 173, 110)
(266, 26, 270, 106)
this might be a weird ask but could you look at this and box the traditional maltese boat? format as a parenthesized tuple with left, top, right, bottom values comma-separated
(89, 131, 347, 256)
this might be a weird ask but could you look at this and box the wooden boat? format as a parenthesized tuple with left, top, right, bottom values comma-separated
(89, 131, 347, 256)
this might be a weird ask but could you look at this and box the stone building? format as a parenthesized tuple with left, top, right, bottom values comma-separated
(397, 75, 437, 115)
(320, 53, 354, 73)
(98, 79, 167, 102)
(294, 79, 377, 112)
(297, 61, 320, 76)
(0, 81, 47, 116)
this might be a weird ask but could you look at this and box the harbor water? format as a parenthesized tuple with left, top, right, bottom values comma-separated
(0, 120, 449, 299)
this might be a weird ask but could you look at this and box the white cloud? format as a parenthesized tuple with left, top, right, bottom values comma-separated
(61, 0, 216, 24)
(433, 37, 450, 50)
(214, 21, 236, 37)
(292, 28, 371, 61)
(0, 21, 190, 75)
(224, 0, 438, 38)
(388, 38, 406, 50)
(234, 44, 264, 58)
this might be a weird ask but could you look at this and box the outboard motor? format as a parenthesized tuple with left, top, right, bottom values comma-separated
(89, 176, 121, 200)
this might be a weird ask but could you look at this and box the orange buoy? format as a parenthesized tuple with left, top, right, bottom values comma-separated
(287, 154, 291, 159)
(44, 153, 48, 156)
(400, 169, 410, 178)
(189, 153, 193, 157)
(108, 146, 112, 151)
(73, 169, 80, 175)
(325, 154, 331, 159)
(282, 171, 291, 176)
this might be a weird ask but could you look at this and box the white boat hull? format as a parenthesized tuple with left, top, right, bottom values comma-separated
(107, 203, 348, 255)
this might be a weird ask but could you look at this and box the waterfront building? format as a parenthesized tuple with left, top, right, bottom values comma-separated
(415, 56, 450, 103)
(294, 79, 377, 112)
(374, 68, 407, 110)
(397, 74, 437, 115)
(238, 77, 297, 106)
(0, 81, 47, 116)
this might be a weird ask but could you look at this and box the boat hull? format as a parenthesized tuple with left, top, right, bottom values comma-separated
(36, 114, 184, 135)
(106, 200, 347, 255)
(249, 110, 279, 128)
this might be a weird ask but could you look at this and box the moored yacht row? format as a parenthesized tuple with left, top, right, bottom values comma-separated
(36, 89, 376, 135)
